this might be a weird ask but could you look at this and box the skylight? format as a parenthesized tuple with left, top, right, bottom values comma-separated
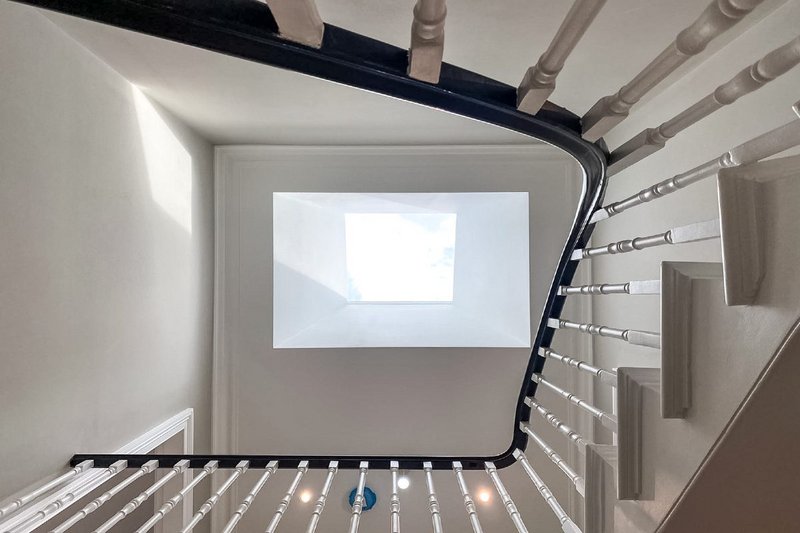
(345, 213, 456, 302)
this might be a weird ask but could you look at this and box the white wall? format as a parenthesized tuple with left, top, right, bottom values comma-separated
(589, 1, 800, 438)
(0, 1, 214, 498)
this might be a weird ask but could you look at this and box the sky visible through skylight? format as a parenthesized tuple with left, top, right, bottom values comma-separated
(345, 213, 456, 302)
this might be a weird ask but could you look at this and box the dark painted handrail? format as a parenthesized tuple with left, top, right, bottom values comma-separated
(12, 0, 607, 470)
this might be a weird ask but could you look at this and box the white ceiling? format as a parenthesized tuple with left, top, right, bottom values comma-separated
(44, 0, 783, 146)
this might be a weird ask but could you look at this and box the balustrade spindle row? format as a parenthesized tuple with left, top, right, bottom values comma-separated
(609, 36, 800, 174)
(525, 399, 589, 453)
(582, 0, 767, 141)
(222, 461, 278, 533)
(0, 461, 93, 521)
(514, 451, 582, 533)
(539, 347, 618, 387)
(522, 425, 586, 496)
(532, 374, 618, 431)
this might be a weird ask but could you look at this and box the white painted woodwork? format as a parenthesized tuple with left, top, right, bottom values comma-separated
(408, 0, 446, 83)
(136, 461, 217, 533)
(452, 462, 484, 533)
(539, 347, 618, 387)
(422, 462, 443, 533)
(548, 317, 660, 350)
(0, 461, 93, 520)
(347, 462, 369, 533)
(616, 368, 660, 501)
(221, 461, 278, 533)
(520, 425, 585, 496)
(5, 461, 127, 533)
(485, 463, 528, 533)
(513, 451, 581, 533)
(532, 374, 618, 432)
(572, 218, 721, 260)
(517, 0, 606, 114)
(661, 262, 724, 419)
(95, 461, 189, 533)
(582, 0, 766, 141)
(608, 36, 800, 174)
(718, 153, 800, 305)
(389, 461, 400, 533)
(52, 460, 158, 533)
(583, 445, 617, 533)
(524, 400, 588, 453)
(264, 462, 308, 533)
(263, 0, 324, 48)
(559, 280, 660, 295)
(181, 461, 248, 533)
(306, 461, 337, 533)
(592, 109, 800, 222)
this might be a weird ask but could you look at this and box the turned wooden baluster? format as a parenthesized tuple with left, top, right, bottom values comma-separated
(348, 462, 369, 533)
(389, 461, 401, 533)
(514, 451, 581, 533)
(95, 461, 189, 533)
(582, 0, 766, 141)
(263, 0, 324, 48)
(539, 347, 618, 386)
(572, 219, 721, 261)
(485, 462, 528, 533)
(453, 462, 484, 533)
(423, 462, 444, 533)
(221, 461, 278, 533)
(517, 0, 607, 114)
(548, 317, 660, 349)
(609, 36, 800, 174)
(306, 461, 338, 533)
(408, 0, 447, 83)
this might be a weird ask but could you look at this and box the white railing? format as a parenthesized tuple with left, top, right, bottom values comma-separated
(408, 0, 447, 83)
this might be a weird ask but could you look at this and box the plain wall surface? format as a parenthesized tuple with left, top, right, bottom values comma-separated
(0, 1, 214, 498)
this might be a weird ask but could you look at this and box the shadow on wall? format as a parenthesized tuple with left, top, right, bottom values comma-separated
(132, 86, 193, 234)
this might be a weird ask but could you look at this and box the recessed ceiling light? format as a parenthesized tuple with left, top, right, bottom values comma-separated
(397, 476, 410, 490)
(478, 490, 491, 503)
(299, 490, 313, 503)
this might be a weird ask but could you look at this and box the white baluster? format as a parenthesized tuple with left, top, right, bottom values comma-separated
(559, 280, 660, 295)
(347, 462, 369, 533)
(221, 461, 278, 533)
(485, 462, 528, 533)
(423, 462, 443, 533)
(306, 461, 337, 533)
(52, 461, 157, 533)
(525, 399, 588, 452)
(514, 451, 581, 533)
(95, 460, 189, 533)
(452, 462, 484, 533)
(539, 347, 618, 387)
(521, 426, 585, 496)
(264, 461, 308, 533)
(389, 461, 401, 533)
(582, 0, 766, 141)
(0, 461, 93, 521)
(592, 110, 800, 222)
(263, 0, 324, 48)
(548, 317, 660, 350)
(6, 460, 127, 533)
(517, 0, 606, 114)
(572, 218, 721, 261)
(609, 36, 800, 174)
(532, 374, 618, 432)
(408, 0, 447, 83)
(135, 461, 218, 533)
(180, 461, 249, 533)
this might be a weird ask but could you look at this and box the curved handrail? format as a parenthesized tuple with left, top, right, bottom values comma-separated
(13, 0, 608, 470)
